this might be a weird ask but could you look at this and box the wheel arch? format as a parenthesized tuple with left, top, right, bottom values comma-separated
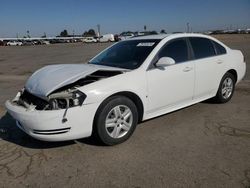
(107, 91, 144, 122)
(215, 69, 238, 98)
(227, 69, 238, 82)
(94, 91, 144, 125)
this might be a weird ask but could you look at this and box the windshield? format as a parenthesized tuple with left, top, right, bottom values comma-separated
(89, 39, 160, 69)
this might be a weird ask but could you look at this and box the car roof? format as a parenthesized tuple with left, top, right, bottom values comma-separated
(128, 33, 211, 40)
(129, 34, 170, 40)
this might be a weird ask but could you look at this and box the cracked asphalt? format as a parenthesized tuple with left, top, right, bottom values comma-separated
(0, 35, 250, 187)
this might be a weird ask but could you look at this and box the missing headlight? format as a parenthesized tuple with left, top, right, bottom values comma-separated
(48, 89, 86, 110)
(15, 88, 86, 111)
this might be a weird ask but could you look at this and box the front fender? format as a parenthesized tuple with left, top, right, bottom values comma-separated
(78, 70, 148, 109)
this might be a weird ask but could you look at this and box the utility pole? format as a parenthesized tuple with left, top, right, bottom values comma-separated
(97, 24, 100, 37)
(186, 23, 190, 33)
(27, 30, 30, 38)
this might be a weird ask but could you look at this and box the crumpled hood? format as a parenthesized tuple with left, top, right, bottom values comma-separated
(25, 64, 125, 99)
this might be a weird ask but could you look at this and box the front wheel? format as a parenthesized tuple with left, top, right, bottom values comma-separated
(214, 72, 236, 103)
(94, 96, 138, 145)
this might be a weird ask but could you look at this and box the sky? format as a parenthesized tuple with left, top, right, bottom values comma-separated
(0, 0, 250, 37)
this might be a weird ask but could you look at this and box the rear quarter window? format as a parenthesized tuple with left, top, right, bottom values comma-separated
(213, 41, 227, 55)
(189, 37, 216, 59)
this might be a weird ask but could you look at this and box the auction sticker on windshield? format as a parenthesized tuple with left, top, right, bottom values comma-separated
(137, 42, 155, 47)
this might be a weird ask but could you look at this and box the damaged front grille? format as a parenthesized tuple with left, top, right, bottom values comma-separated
(18, 90, 50, 110)
(17, 89, 86, 111)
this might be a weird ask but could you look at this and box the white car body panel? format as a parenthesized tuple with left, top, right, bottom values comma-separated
(5, 33, 246, 141)
(78, 69, 148, 113)
(227, 49, 246, 82)
(146, 61, 195, 113)
(193, 56, 222, 99)
(5, 100, 99, 141)
(25, 64, 126, 100)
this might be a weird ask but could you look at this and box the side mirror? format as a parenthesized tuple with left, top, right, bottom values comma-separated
(156, 57, 175, 67)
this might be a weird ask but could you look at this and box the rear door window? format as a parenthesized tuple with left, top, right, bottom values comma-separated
(189, 37, 216, 59)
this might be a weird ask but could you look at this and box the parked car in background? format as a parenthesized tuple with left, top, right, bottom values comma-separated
(7, 40, 23, 46)
(42, 40, 50, 45)
(6, 33, 246, 145)
(114, 34, 120, 42)
(119, 33, 134, 41)
(99, 34, 115, 42)
(49, 39, 65, 44)
(84, 37, 97, 43)
(70, 39, 81, 43)
(33, 40, 43, 45)
(22, 40, 34, 46)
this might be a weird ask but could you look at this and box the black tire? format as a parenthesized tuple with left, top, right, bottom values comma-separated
(94, 96, 138, 145)
(214, 72, 236, 103)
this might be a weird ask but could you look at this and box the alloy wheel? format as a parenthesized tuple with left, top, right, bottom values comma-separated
(221, 77, 233, 99)
(105, 105, 133, 139)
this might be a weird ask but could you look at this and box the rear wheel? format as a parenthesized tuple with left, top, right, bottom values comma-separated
(94, 96, 138, 145)
(214, 72, 235, 103)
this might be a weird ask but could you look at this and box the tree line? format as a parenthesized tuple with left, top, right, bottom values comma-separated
(59, 29, 167, 37)
(59, 29, 96, 37)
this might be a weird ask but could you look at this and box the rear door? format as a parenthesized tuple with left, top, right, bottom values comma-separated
(188, 37, 224, 99)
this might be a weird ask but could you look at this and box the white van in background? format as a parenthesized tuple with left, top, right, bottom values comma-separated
(99, 34, 115, 42)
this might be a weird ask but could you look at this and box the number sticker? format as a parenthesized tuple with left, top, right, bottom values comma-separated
(137, 42, 155, 47)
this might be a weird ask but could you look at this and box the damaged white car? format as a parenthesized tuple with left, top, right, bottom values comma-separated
(6, 33, 246, 145)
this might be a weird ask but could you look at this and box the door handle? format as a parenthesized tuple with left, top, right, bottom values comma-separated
(183, 67, 193, 72)
(216, 60, 223, 64)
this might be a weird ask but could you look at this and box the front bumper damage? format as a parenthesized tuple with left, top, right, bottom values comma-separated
(5, 94, 98, 141)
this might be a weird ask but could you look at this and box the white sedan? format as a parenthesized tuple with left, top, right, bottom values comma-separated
(6, 33, 246, 145)
(83, 37, 97, 43)
(7, 40, 23, 46)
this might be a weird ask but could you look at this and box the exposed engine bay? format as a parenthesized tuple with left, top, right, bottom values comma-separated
(13, 70, 123, 111)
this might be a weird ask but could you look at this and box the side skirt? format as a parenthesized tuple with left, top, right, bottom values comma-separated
(143, 94, 215, 121)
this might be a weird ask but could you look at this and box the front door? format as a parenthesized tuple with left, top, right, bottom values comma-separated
(146, 38, 195, 113)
